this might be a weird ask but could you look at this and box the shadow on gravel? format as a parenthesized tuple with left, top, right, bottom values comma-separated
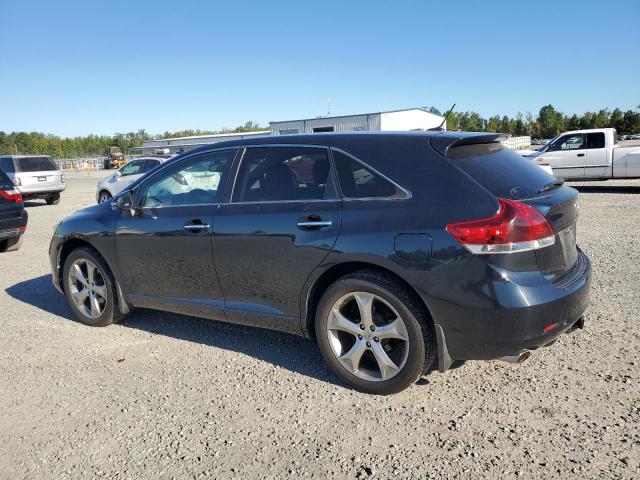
(572, 185, 640, 194)
(6, 274, 75, 319)
(6, 275, 343, 387)
(23, 201, 50, 208)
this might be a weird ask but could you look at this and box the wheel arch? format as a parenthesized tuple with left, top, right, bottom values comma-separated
(302, 261, 435, 341)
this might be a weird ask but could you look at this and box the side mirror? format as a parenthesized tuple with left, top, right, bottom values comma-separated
(113, 190, 136, 216)
(114, 170, 122, 178)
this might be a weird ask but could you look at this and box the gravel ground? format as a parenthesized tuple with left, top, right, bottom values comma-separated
(0, 174, 638, 479)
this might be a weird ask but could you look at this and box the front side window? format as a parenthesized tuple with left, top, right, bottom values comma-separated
(233, 147, 330, 202)
(141, 149, 236, 207)
(586, 132, 605, 149)
(550, 134, 584, 151)
(119, 160, 143, 176)
(332, 150, 401, 199)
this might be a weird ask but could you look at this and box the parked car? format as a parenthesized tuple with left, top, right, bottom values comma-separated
(0, 167, 27, 252)
(50, 132, 591, 394)
(517, 128, 640, 180)
(0, 155, 65, 205)
(96, 157, 166, 203)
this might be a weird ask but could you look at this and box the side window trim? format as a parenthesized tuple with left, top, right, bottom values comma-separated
(229, 144, 336, 205)
(329, 147, 412, 201)
(133, 147, 239, 208)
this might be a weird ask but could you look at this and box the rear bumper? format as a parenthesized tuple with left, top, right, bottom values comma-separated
(432, 249, 592, 363)
(17, 184, 66, 197)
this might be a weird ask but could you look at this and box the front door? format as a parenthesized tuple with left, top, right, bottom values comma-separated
(212, 146, 341, 333)
(541, 133, 586, 179)
(115, 149, 237, 319)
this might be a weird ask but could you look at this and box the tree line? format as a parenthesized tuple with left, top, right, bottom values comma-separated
(1, 108, 639, 159)
(429, 104, 640, 139)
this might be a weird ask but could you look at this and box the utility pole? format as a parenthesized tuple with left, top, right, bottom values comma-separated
(327, 97, 331, 117)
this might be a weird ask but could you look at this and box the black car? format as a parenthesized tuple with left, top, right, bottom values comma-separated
(0, 167, 28, 252)
(49, 132, 591, 394)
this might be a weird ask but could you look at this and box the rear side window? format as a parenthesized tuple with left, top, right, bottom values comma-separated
(449, 143, 555, 200)
(233, 147, 331, 202)
(0, 157, 15, 173)
(586, 132, 605, 149)
(332, 150, 402, 199)
(15, 156, 58, 172)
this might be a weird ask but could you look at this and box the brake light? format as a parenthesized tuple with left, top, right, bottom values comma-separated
(446, 198, 555, 254)
(0, 190, 23, 203)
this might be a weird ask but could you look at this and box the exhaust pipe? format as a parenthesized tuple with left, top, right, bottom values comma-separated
(498, 350, 531, 364)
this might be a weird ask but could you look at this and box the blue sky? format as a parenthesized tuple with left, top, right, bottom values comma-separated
(1, 0, 638, 137)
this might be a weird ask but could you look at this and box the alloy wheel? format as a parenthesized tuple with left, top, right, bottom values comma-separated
(98, 192, 112, 203)
(68, 258, 107, 319)
(326, 291, 409, 381)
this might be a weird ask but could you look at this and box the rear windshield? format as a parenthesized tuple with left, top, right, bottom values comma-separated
(0, 168, 12, 187)
(0, 157, 15, 173)
(448, 143, 556, 200)
(15, 156, 58, 172)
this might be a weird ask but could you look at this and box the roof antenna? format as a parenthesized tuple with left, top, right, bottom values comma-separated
(429, 103, 456, 131)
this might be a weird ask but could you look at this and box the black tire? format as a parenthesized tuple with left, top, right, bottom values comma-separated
(46, 193, 60, 205)
(315, 271, 435, 395)
(98, 191, 112, 203)
(62, 246, 124, 327)
(0, 235, 23, 252)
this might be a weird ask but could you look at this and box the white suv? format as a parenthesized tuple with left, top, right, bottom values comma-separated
(96, 157, 166, 203)
(0, 155, 65, 205)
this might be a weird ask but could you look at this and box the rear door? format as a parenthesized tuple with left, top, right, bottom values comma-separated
(448, 142, 580, 280)
(212, 145, 341, 332)
(540, 133, 586, 179)
(584, 132, 608, 178)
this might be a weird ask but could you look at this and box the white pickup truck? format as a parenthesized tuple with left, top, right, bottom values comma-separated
(517, 128, 640, 180)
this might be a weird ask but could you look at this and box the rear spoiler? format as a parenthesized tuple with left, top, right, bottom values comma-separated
(430, 132, 509, 157)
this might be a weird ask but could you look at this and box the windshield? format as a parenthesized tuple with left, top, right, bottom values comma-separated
(15, 156, 58, 172)
(448, 143, 556, 200)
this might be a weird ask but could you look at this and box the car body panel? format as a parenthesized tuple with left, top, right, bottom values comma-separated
(50, 132, 592, 367)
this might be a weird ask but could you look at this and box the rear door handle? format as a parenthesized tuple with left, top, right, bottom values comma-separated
(297, 220, 332, 229)
(184, 221, 210, 232)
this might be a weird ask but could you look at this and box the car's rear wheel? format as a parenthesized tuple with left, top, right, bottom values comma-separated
(315, 271, 435, 394)
(46, 193, 60, 205)
(0, 235, 23, 252)
(98, 191, 112, 203)
(63, 246, 124, 327)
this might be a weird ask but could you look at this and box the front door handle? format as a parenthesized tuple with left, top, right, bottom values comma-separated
(577, 153, 585, 157)
(297, 215, 332, 230)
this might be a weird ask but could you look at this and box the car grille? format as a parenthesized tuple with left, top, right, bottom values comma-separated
(552, 250, 589, 290)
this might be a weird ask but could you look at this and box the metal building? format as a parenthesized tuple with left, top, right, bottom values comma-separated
(270, 107, 446, 135)
(134, 130, 270, 155)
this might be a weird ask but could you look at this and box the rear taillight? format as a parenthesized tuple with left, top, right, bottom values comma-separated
(12, 177, 21, 186)
(446, 198, 555, 254)
(0, 190, 23, 203)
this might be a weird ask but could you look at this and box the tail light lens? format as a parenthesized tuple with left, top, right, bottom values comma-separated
(446, 198, 555, 254)
(0, 190, 23, 203)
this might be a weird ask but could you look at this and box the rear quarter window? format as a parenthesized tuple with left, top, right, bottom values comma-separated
(15, 156, 58, 172)
(448, 143, 556, 200)
(0, 168, 12, 187)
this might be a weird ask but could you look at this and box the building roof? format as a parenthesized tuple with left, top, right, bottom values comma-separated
(269, 107, 443, 125)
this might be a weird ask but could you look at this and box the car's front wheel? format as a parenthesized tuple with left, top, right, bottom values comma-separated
(315, 271, 435, 395)
(98, 191, 112, 203)
(63, 246, 124, 327)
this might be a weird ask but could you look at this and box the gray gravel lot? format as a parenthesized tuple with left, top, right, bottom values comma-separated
(0, 174, 639, 479)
